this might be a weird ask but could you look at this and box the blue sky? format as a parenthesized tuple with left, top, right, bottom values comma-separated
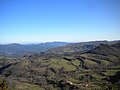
(0, 0, 120, 44)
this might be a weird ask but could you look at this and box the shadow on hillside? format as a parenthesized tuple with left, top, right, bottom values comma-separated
(0, 64, 11, 74)
(109, 71, 120, 84)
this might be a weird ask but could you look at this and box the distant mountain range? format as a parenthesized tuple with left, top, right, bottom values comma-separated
(0, 40, 119, 57)
(0, 42, 68, 57)
(46, 40, 120, 55)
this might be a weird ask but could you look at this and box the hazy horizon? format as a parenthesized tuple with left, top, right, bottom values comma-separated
(0, 0, 120, 44)
(0, 39, 120, 45)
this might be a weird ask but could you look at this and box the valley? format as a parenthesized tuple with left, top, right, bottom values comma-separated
(0, 41, 120, 90)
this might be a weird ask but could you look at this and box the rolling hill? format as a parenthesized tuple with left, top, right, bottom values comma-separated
(46, 40, 119, 55)
(0, 41, 120, 90)
(0, 42, 68, 57)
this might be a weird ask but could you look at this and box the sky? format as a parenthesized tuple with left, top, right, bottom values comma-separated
(0, 0, 120, 44)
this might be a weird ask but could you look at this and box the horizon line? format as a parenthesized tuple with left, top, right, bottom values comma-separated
(0, 39, 120, 45)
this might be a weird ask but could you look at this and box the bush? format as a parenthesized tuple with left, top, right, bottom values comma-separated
(0, 79, 8, 90)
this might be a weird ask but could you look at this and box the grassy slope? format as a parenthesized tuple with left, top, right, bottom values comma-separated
(12, 82, 45, 90)
(48, 58, 77, 71)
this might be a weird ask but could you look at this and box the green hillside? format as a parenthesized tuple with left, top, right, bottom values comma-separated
(0, 42, 120, 90)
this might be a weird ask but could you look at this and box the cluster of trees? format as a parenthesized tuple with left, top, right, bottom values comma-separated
(0, 79, 8, 90)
